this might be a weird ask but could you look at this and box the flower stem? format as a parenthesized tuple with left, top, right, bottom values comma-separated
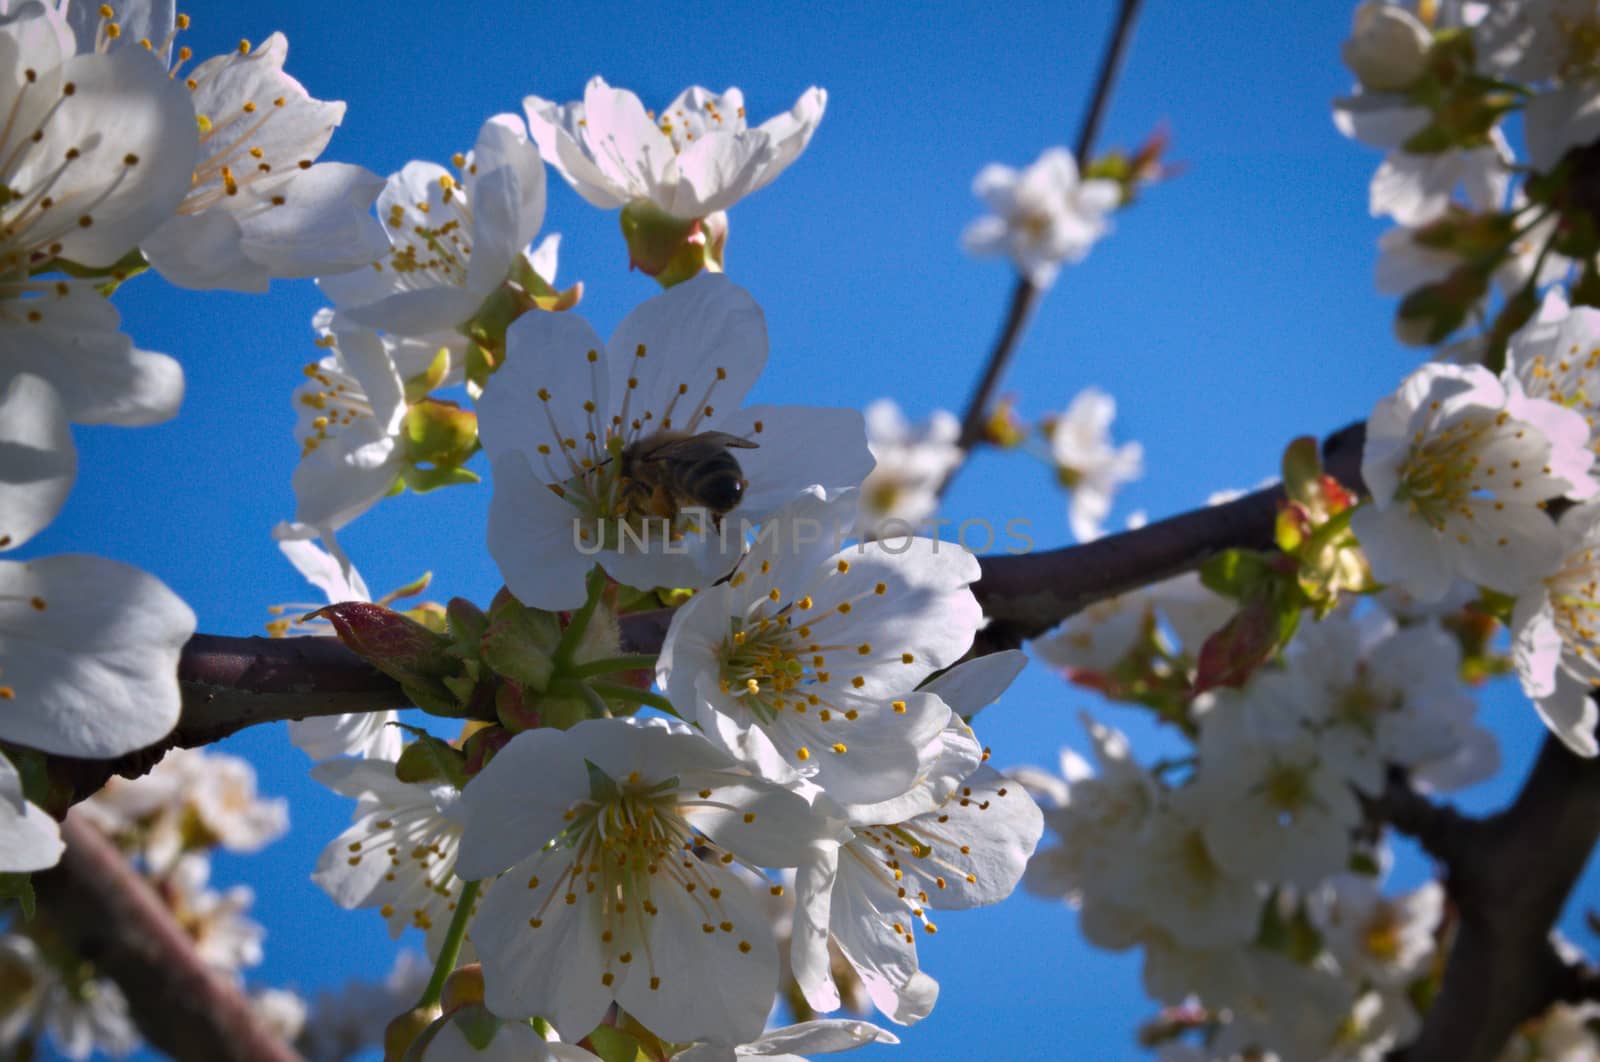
(554, 566, 609, 672)
(416, 878, 481, 1010)
(589, 681, 679, 717)
(570, 654, 659, 679)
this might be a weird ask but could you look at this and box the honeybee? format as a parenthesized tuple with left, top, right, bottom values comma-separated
(616, 430, 758, 525)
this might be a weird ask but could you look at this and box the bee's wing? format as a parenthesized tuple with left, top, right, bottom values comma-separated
(692, 432, 759, 450)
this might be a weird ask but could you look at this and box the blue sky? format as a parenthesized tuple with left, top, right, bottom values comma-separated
(25, 0, 1600, 1058)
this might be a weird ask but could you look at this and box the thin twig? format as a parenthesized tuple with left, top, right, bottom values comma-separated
(940, 0, 1145, 497)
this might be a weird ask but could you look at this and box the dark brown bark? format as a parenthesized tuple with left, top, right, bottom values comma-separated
(1377, 735, 1600, 1062)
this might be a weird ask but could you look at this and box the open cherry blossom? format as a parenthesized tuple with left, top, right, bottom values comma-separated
(1353, 362, 1596, 601)
(960, 147, 1120, 287)
(657, 490, 981, 807)
(478, 273, 872, 609)
(138, 32, 388, 292)
(524, 77, 826, 220)
(454, 718, 827, 1046)
(318, 115, 549, 337)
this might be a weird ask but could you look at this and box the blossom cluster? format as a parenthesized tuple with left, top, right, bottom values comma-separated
(995, 7, 1600, 1057)
(1335, 0, 1600, 362)
(0, 748, 288, 1060)
(1025, 578, 1499, 1058)
(216, 68, 1052, 1056)
(0, 0, 388, 872)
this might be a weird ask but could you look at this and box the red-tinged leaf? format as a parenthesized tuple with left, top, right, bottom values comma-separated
(462, 725, 513, 777)
(495, 680, 541, 733)
(1193, 590, 1301, 693)
(310, 601, 462, 713)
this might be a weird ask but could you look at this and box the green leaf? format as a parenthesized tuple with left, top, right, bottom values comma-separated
(1200, 549, 1275, 600)
(395, 732, 468, 789)
(0, 873, 36, 920)
(586, 1024, 650, 1062)
(480, 597, 561, 690)
(584, 759, 620, 804)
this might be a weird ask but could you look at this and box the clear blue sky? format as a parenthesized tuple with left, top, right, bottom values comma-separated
(29, 1, 1599, 1058)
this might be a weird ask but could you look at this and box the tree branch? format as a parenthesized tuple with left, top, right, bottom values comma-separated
(973, 419, 1366, 649)
(940, 0, 1145, 496)
(1378, 733, 1600, 1062)
(31, 814, 303, 1062)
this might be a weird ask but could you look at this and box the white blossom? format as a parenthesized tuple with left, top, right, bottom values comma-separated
(77, 747, 288, 870)
(1510, 498, 1600, 756)
(311, 757, 477, 959)
(0, 935, 139, 1060)
(961, 147, 1120, 287)
(1010, 716, 1159, 906)
(0, 554, 194, 759)
(1367, 135, 1511, 226)
(1190, 692, 1362, 887)
(1043, 387, 1143, 541)
(1353, 363, 1595, 601)
(1497, 1000, 1600, 1061)
(1211, 952, 1357, 1062)
(1308, 874, 1443, 987)
(249, 987, 308, 1045)
(269, 525, 401, 761)
(455, 718, 827, 1047)
(478, 273, 872, 609)
(671, 1019, 898, 1062)
(792, 765, 1042, 1025)
(0, 754, 62, 871)
(658, 490, 981, 807)
(1115, 787, 1265, 952)
(162, 853, 266, 977)
(0, 373, 75, 552)
(1342, 2, 1434, 91)
(140, 33, 388, 292)
(0, 3, 196, 272)
(289, 315, 412, 533)
(1507, 293, 1600, 475)
(1030, 571, 1231, 677)
(856, 399, 961, 538)
(319, 115, 548, 337)
(1274, 608, 1488, 793)
(1472, 0, 1600, 81)
(0, 281, 183, 427)
(524, 77, 826, 219)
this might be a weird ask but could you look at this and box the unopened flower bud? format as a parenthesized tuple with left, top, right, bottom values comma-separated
(312, 602, 463, 714)
(1343, 1, 1432, 92)
(384, 1004, 440, 1061)
(440, 964, 485, 1013)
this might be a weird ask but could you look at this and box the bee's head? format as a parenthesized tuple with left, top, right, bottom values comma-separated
(701, 474, 745, 514)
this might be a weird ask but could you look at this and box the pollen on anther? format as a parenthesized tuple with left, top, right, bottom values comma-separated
(892, 700, 907, 713)
(796, 747, 811, 761)
(831, 743, 848, 754)
(529, 917, 543, 928)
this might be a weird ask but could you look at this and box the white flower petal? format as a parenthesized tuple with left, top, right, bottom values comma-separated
(0, 373, 75, 551)
(0, 554, 193, 757)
